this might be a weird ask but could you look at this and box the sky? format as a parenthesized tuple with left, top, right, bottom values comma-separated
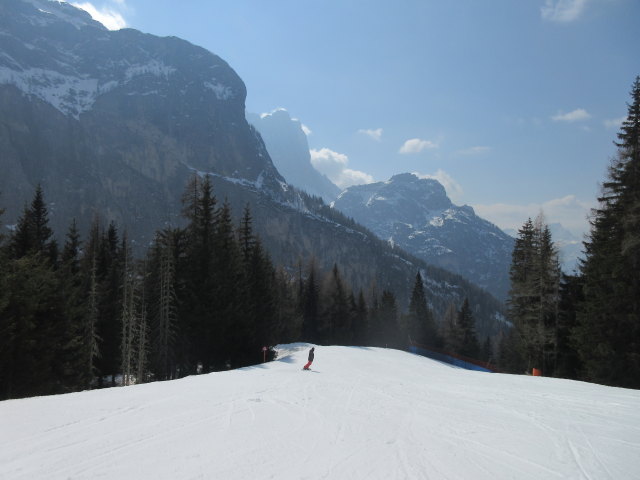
(2, 344, 640, 479)
(68, 0, 640, 238)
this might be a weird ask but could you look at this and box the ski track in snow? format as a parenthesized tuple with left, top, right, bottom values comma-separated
(1, 344, 640, 479)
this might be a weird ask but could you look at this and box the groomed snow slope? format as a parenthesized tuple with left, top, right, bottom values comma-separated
(1, 344, 639, 479)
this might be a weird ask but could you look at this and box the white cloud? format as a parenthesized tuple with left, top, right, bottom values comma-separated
(72, 2, 127, 30)
(473, 194, 594, 238)
(552, 108, 591, 122)
(309, 148, 373, 189)
(413, 170, 464, 204)
(603, 116, 625, 129)
(541, 0, 588, 22)
(399, 138, 438, 154)
(358, 128, 383, 142)
(456, 146, 492, 156)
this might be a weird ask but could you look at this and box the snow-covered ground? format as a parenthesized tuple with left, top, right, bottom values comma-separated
(1, 344, 639, 479)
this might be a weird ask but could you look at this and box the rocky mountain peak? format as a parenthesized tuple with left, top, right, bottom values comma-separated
(16, 0, 105, 31)
(0, 0, 288, 246)
(249, 109, 341, 202)
(332, 173, 514, 301)
(386, 173, 451, 208)
(333, 173, 453, 228)
(1, 1, 245, 121)
(0, 0, 284, 185)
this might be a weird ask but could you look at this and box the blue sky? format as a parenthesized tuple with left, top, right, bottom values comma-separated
(70, 0, 639, 238)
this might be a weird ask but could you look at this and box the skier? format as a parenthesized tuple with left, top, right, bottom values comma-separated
(303, 347, 315, 370)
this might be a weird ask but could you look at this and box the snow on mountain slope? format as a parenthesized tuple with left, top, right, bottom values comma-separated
(332, 173, 514, 301)
(2, 345, 639, 479)
(0, 0, 238, 119)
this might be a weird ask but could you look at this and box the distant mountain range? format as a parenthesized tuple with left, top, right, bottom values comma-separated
(0, 0, 505, 327)
(247, 111, 515, 300)
(332, 173, 514, 301)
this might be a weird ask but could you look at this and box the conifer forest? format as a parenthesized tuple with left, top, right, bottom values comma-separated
(1, 77, 639, 399)
(0, 174, 460, 399)
(501, 77, 640, 389)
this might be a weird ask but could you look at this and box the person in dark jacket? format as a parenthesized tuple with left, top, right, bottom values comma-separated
(303, 347, 315, 370)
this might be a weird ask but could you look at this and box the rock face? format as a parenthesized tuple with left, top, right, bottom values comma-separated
(0, 0, 284, 242)
(332, 173, 514, 301)
(248, 109, 341, 203)
(0, 0, 505, 328)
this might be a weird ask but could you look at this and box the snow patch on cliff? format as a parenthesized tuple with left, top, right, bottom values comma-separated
(204, 80, 234, 100)
(0, 66, 104, 118)
(124, 60, 175, 81)
(0, 59, 185, 118)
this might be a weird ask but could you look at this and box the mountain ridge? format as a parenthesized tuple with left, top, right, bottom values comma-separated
(0, 0, 285, 239)
(0, 0, 505, 327)
(332, 173, 514, 300)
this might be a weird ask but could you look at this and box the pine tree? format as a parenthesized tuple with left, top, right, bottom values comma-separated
(352, 290, 369, 346)
(114, 236, 151, 386)
(120, 234, 136, 386)
(181, 174, 202, 224)
(406, 272, 438, 348)
(273, 265, 301, 343)
(212, 199, 242, 368)
(9, 185, 58, 263)
(92, 220, 123, 386)
(555, 274, 583, 379)
(367, 285, 384, 347)
(377, 290, 400, 348)
(238, 204, 255, 262)
(80, 218, 103, 387)
(534, 221, 561, 374)
(441, 302, 462, 353)
(181, 175, 217, 373)
(148, 229, 179, 380)
(507, 219, 537, 366)
(237, 206, 280, 360)
(57, 220, 92, 391)
(301, 259, 320, 343)
(457, 298, 479, 358)
(0, 255, 66, 398)
(320, 264, 352, 345)
(85, 249, 101, 383)
(496, 327, 524, 373)
(507, 215, 561, 374)
(135, 266, 150, 384)
(237, 233, 276, 366)
(575, 76, 640, 388)
(0, 186, 68, 398)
